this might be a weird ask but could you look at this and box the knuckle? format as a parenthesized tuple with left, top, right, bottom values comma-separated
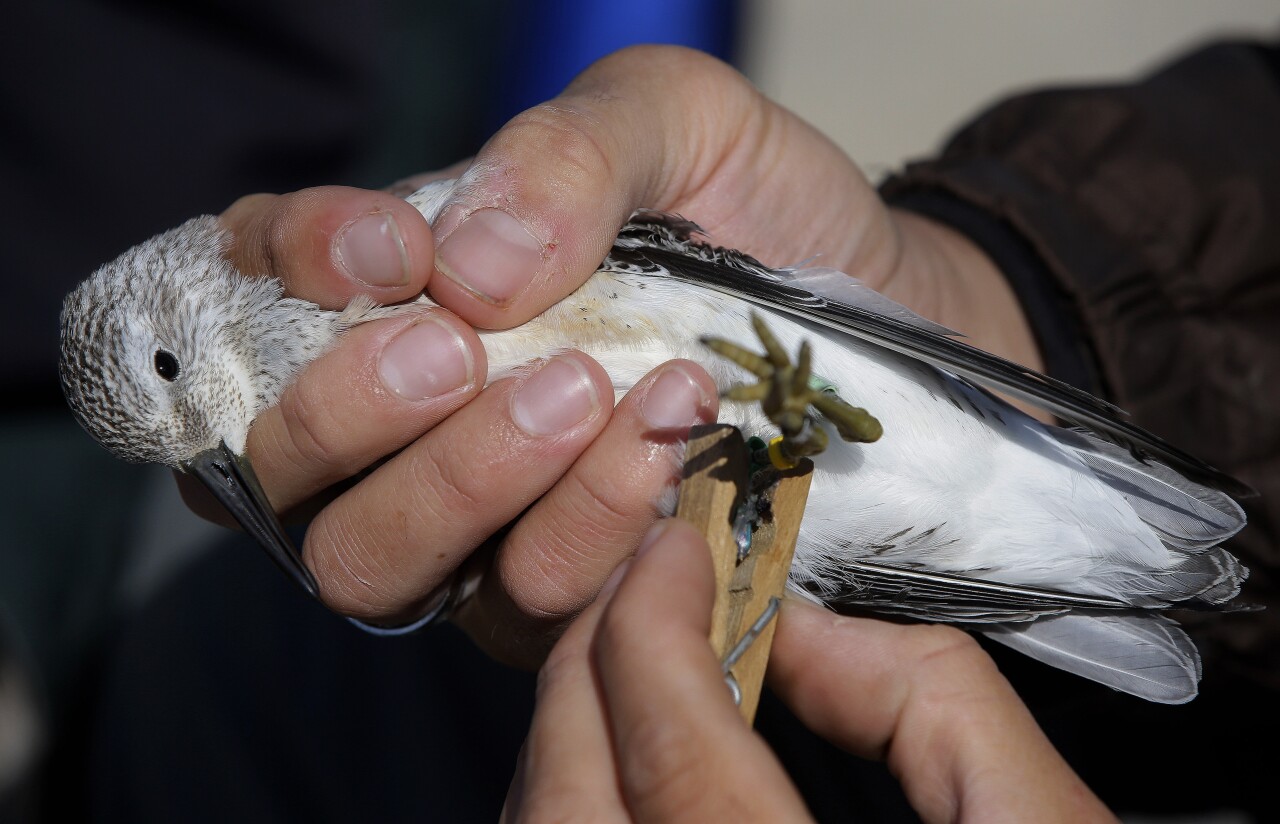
(275, 380, 353, 484)
(305, 511, 399, 617)
(914, 625, 986, 672)
(221, 192, 277, 225)
(402, 444, 492, 523)
(502, 481, 647, 621)
(498, 104, 618, 194)
(219, 193, 280, 277)
(592, 44, 748, 112)
(262, 195, 301, 280)
(563, 471, 644, 534)
(545, 473, 641, 560)
(908, 626, 1002, 713)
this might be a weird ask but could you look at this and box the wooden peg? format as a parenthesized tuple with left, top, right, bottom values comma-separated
(676, 424, 813, 723)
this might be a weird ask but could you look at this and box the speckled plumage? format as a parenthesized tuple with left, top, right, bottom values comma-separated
(59, 179, 1250, 703)
(60, 217, 394, 466)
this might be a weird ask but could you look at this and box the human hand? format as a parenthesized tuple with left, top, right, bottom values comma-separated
(181, 44, 1042, 664)
(506, 518, 1116, 824)
(179, 180, 719, 662)
(408, 45, 1042, 371)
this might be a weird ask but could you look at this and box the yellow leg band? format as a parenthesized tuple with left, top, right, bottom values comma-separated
(767, 436, 798, 470)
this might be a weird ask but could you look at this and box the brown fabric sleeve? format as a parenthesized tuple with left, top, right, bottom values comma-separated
(882, 40, 1280, 679)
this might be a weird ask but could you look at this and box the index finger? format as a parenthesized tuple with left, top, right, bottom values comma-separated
(218, 185, 437, 309)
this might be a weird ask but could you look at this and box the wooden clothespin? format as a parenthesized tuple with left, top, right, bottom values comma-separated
(676, 423, 813, 723)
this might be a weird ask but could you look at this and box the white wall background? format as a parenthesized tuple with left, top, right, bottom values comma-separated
(740, 2, 1279, 181)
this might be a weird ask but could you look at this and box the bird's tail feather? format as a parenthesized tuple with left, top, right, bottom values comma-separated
(980, 612, 1201, 704)
(1114, 547, 1247, 608)
(1050, 428, 1246, 550)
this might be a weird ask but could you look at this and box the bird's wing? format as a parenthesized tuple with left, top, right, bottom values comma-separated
(812, 562, 1209, 703)
(809, 560, 1131, 622)
(605, 211, 1253, 497)
(980, 613, 1201, 704)
(1047, 427, 1246, 551)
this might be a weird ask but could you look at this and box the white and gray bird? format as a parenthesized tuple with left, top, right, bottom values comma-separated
(60, 180, 1251, 704)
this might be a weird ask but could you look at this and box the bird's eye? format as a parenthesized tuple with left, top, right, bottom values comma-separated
(154, 350, 180, 381)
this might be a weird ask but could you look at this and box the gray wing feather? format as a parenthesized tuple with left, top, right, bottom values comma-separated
(980, 613, 1201, 704)
(1049, 428, 1246, 550)
(608, 211, 1253, 497)
(781, 267, 961, 337)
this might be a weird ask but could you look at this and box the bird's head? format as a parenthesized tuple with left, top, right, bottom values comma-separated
(59, 217, 318, 597)
(58, 216, 267, 468)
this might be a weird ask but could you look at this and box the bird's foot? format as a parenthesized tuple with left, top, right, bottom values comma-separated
(701, 312, 882, 467)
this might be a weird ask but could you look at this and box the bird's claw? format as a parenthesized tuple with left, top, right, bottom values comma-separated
(701, 313, 882, 466)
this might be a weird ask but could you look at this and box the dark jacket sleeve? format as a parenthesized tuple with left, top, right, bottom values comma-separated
(881, 41, 1280, 678)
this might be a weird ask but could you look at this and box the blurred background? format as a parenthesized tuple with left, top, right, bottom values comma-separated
(1, 1, 1276, 822)
(745, 0, 1279, 176)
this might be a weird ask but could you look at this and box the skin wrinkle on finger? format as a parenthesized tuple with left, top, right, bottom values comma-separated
(308, 502, 409, 616)
(501, 462, 671, 617)
(306, 412, 517, 612)
(242, 311, 485, 512)
(441, 112, 628, 239)
(304, 355, 613, 618)
(218, 192, 279, 278)
(711, 116, 880, 279)
(663, 87, 771, 231)
(560, 45, 753, 206)
(478, 363, 716, 643)
(431, 49, 760, 330)
(498, 444, 677, 617)
(272, 364, 366, 486)
(503, 472, 653, 616)
(511, 102, 623, 207)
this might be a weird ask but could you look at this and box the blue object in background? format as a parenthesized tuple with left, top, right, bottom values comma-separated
(487, 0, 740, 131)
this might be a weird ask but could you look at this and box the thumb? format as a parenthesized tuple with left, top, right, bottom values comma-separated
(424, 44, 763, 330)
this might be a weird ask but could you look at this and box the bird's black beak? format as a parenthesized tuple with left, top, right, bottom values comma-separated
(181, 442, 320, 599)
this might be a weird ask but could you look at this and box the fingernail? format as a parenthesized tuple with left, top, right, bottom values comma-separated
(335, 212, 411, 287)
(511, 356, 601, 436)
(598, 559, 632, 599)
(435, 208, 542, 305)
(641, 365, 712, 430)
(378, 315, 474, 400)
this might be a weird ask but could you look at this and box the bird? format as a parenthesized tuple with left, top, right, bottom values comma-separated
(59, 179, 1251, 704)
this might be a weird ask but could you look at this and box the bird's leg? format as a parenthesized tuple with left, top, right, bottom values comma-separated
(701, 312, 882, 468)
